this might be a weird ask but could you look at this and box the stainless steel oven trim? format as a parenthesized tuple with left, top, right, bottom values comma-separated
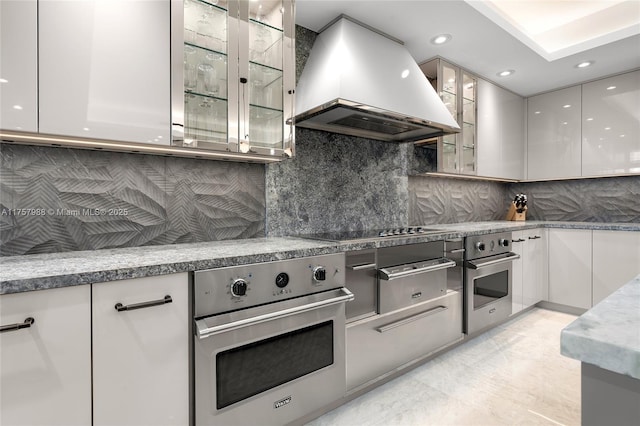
(196, 288, 354, 339)
(466, 252, 520, 269)
(378, 258, 455, 280)
(347, 263, 377, 271)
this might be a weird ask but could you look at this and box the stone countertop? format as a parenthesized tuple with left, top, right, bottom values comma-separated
(561, 275, 640, 380)
(1, 221, 639, 294)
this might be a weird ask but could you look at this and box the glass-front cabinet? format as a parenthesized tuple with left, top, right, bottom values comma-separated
(171, 0, 295, 158)
(419, 58, 477, 175)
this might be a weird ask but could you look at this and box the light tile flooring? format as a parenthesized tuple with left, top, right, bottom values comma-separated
(307, 308, 581, 426)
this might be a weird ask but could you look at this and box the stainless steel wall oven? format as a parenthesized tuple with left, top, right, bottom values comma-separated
(464, 232, 519, 335)
(192, 254, 352, 425)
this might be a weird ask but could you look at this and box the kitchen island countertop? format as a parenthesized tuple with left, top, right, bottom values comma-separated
(2, 221, 639, 294)
(561, 275, 640, 379)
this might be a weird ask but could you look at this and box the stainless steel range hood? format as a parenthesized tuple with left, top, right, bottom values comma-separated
(294, 16, 460, 142)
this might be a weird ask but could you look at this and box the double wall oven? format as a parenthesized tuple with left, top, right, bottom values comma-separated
(464, 231, 519, 335)
(192, 253, 352, 426)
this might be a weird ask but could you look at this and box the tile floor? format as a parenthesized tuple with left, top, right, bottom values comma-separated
(307, 308, 581, 426)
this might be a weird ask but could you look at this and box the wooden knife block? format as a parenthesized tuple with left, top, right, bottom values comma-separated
(506, 202, 527, 221)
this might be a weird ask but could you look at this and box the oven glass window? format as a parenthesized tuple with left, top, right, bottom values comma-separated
(216, 320, 334, 409)
(473, 270, 508, 309)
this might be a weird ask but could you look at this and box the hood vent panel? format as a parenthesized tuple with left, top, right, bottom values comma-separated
(330, 114, 418, 135)
(294, 16, 460, 142)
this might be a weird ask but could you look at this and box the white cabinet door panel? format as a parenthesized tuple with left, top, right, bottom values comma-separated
(92, 273, 189, 426)
(527, 86, 582, 180)
(582, 70, 640, 176)
(39, 0, 170, 144)
(477, 79, 525, 180)
(592, 230, 640, 305)
(0, 286, 91, 426)
(0, 0, 38, 132)
(548, 229, 592, 309)
(523, 229, 547, 307)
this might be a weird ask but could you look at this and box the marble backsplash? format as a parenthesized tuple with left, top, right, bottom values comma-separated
(0, 143, 265, 256)
(266, 128, 411, 236)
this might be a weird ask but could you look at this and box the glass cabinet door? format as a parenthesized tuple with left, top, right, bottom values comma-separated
(171, 0, 294, 158)
(241, 0, 293, 156)
(460, 71, 476, 174)
(439, 63, 458, 173)
(182, 0, 230, 150)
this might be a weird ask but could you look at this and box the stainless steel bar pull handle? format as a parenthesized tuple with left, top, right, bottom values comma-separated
(379, 259, 456, 281)
(0, 317, 35, 333)
(115, 295, 172, 312)
(347, 263, 377, 271)
(196, 288, 354, 339)
(466, 253, 520, 270)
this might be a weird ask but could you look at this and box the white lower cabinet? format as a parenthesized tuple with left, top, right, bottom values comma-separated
(511, 228, 548, 315)
(523, 229, 548, 307)
(548, 229, 593, 309)
(592, 230, 640, 305)
(0, 285, 92, 426)
(92, 273, 189, 426)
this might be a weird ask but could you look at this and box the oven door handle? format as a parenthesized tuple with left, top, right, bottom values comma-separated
(195, 288, 354, 339)
(379, 259, 456, 281)
(466, 253, 520, 270)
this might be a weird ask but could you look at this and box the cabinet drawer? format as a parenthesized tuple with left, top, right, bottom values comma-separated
(346, 290, 463, 391)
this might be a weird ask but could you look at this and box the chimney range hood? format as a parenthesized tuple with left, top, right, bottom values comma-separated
(294, 16, 460, 142)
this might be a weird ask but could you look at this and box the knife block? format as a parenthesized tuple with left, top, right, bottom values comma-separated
(506, 202, 527, 221)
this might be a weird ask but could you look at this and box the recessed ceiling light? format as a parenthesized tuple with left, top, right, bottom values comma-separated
(606, 86, 617, 90)
(431, 34, 452, 45)
(576, 61, 594, 68)
(497, 70, 515, 77)
(563, 104, 571, 108)
(401, 69, 410, 79)
(0, 78, 8, 83)
(534, 111, 541, 114)
(586, 117, 594, 121)
(12, 105, 22, 110)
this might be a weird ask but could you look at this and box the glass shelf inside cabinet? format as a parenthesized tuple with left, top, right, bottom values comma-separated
(184, 0, 228, 53)
(249, 20, 284, 69)
(249, 106, 283, 148)
(184, 44, 228, 99)
(184, 93, 228, 147)
(441, 91, 457, 118)
(249, 62, 283, 110)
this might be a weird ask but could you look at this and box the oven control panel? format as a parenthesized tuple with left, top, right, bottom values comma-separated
(193, 253, 346, 317)
(465, 231, 513, 260)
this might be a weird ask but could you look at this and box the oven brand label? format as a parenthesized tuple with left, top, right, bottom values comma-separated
(274, 396, 292, 409)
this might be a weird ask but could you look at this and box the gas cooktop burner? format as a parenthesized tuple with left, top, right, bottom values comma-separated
(303, 227, 445, 243)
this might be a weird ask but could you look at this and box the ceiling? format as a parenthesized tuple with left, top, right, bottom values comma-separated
(295, 0, 640, 97)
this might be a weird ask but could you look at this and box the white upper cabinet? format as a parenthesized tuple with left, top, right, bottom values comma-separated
(582, 70, 640, 176)
(477, 78, 525, 180)
(38, 0, 171, 144)
(0, 0, 38, 132)
(527, 86, 582, 180)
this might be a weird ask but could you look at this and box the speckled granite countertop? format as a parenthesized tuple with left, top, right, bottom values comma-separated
(1, 221, 639, 294)
(561, 275, 640, 379)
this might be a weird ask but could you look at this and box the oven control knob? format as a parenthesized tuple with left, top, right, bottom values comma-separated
(275, 272, 289, 288)
(313, 266, 326, 282)
(475, 242, 486, 251)
(499, 238, 510, 247)
(231, 278, 248, 297)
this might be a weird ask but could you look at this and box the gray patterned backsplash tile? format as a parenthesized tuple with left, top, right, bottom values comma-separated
(0, 143, 265, 256)
(507, 176, 640, 223)
(409, 175, 508, 225)
(266, 128, 410, 236)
